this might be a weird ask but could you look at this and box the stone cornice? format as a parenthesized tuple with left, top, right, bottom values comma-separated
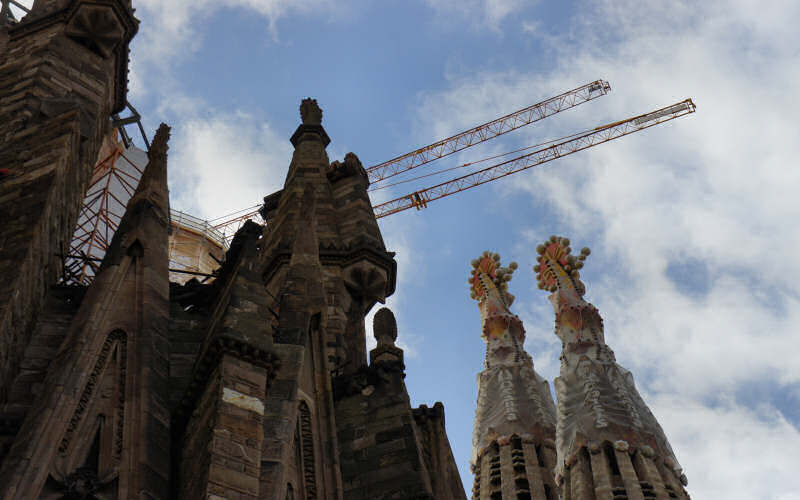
(261, 243, 397, 297)
(172, 335, 279, 428)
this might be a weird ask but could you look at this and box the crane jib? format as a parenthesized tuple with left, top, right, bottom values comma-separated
(372, 98, 697, 219)
(365, 79, 612, 183)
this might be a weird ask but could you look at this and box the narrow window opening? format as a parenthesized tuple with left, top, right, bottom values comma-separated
(535, 444, 545, 467)
(605, 443, 621, 476)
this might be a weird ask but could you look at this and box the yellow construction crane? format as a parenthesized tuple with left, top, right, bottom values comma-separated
(367, 80, 611, 183)
(371, 99, 696, 218)
(65, 80, 695, 283)
(212, 82, 695, 234)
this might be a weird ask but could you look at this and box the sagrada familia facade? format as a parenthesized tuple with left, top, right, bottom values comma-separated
(0, 1, 691, 499)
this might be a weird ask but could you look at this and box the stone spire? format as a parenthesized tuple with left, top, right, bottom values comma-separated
(0, 124, 172, 499)
(534, 236, 690, 500)
(468, 251, 558, 500)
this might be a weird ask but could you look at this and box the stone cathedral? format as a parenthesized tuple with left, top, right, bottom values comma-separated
(0, 1, 691, 499)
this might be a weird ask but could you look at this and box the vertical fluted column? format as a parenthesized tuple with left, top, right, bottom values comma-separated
(587, 445, 613, 500)
(632, 450, 670, 500)
(568, 450, 594, 500)
(478, 452, 491, 500)
(522, 442, 547, 498)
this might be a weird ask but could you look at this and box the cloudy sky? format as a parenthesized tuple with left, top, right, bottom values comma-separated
(14, 0, 800, 496)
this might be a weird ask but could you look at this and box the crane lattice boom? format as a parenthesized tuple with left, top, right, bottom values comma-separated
(372, 99, 696, 219)
(366, 80, 611, 183)
(210, 97, 696, 234)
(212, 81, 614, 235)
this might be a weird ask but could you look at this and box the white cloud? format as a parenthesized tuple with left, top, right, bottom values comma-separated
(167, 110, 291, 223)
(136, 0, 334, 50)
(423, 0, 528, 30)
(412, 0, 800, 497)
(129, 0, 337, 100)
(653, 396, 800, 499)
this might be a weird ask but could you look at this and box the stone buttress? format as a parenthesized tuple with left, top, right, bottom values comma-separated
(534, 236, 690, 500)
(468, 252, 558, 500)
(0, 0, 138, 414)
(0, 124, 171, 499)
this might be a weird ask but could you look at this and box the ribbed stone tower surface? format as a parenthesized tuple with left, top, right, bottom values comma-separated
(534, 236, 690, 500)
(468, 252, 558, 500)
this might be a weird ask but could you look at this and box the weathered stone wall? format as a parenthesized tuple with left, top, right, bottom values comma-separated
(259, 341, 306, 498)
(328, 152, 386, 251)
(0, 285, 85, 463)
(413, 403, 468, 500)
(171, 221, 280, 498)
(179, 361, 218, 499)
(2, 285, 85, 416)
(179, 354, 268, 500)
(0, 6, 129, 411)
(334, 360, 435, 500)
(168, 284, 210, 411)
(0, 122, 170, 500)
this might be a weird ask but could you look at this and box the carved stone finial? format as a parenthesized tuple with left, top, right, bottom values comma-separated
(148, 123, 171, 159)
(373, 307, 397, 346)
(533, 235, 590, 295)
(300, 98, 322, 126)
(468, 251, 518, 303)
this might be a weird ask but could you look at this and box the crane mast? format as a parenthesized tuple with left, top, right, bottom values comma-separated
(372, 99, 696, 219)
(367, 80, 611, 183)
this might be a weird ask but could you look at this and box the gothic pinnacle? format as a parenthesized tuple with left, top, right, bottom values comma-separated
(291, 97, 330, 147)
(300, 97, 322, 125)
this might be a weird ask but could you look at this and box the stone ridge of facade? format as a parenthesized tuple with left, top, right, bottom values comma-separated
(0, 6, 468, 497)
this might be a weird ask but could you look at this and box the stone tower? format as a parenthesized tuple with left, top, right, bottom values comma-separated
(533, 236, 690, 500)
(0, 2, 468, 493)
(0, 0, 137, 421)
(468, 252, 559, 500)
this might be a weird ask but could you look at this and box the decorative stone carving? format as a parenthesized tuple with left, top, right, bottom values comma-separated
(44, 466, 118, 500)
(298, 401, 317, 499)
(613, 440, 629, 452)
(343, 263, 388, 304)
(300, 98, 322, 126)
(370, 307, 403, 366)
(59, 330, 126, 459)
(327, 152, 368, 183)
(65, 4, 125, 58)
(373, 307, 398, 346)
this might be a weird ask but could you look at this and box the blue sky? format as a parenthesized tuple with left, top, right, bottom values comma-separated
(14, 0, 800, 497)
